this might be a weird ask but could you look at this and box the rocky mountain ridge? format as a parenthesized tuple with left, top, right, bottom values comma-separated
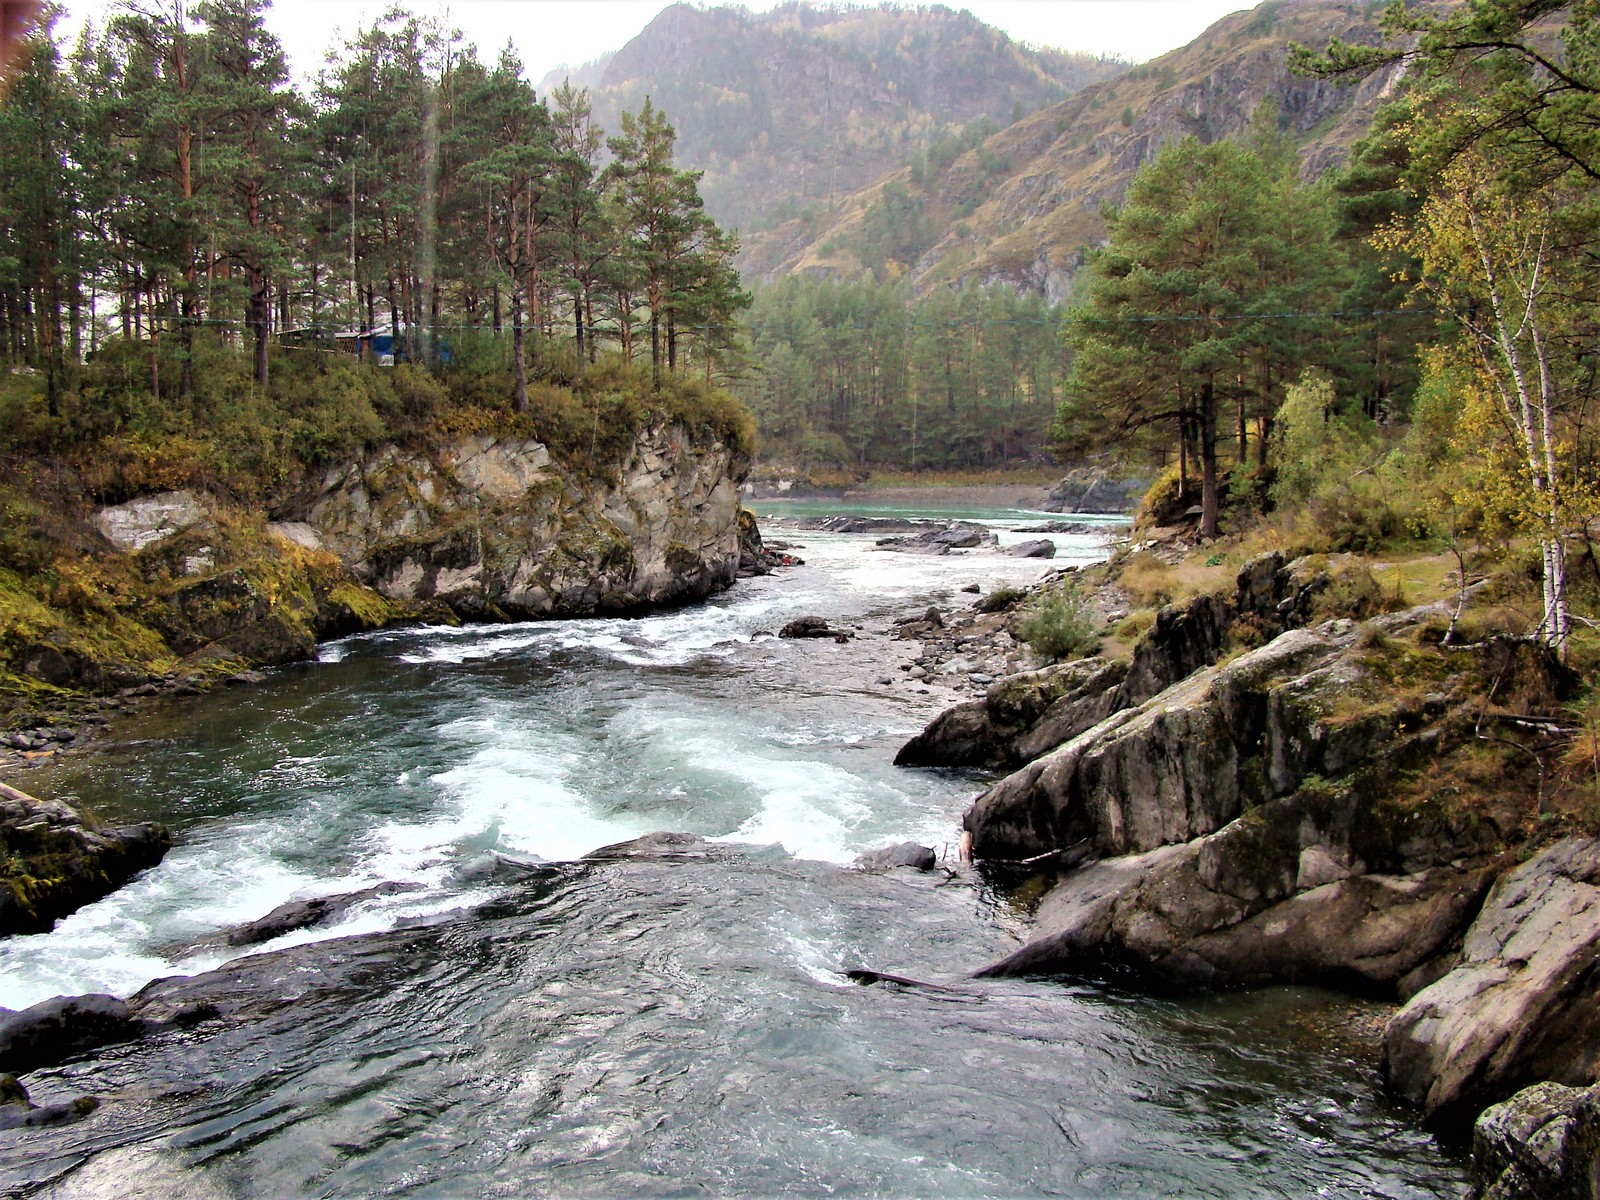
(541, 1, 1125, 237)
(740, 0, 1424, 297)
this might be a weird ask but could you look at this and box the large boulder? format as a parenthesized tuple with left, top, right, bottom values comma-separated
(92, 491, 208, 553)
(1385, 838, 1600, 1126)
(0, 782, 171, 935)
(962, 611, 1455, 862)
(1005, 539, 1057, 559)
(894, 659, 1128, 770)
(855, 843, 937, 871)
(1469, 1081, 1600, 1200)
(977, 778, 1497, 992)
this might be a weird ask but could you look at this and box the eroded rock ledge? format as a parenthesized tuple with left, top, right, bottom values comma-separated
(0, 782, 170, 935)
(897, 550, 1596, 1135)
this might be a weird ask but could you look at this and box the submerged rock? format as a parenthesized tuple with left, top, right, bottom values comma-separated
(0, 781, 171, 935)
(225, 882, 425, 946)
(1385, 838, 1600, 1125)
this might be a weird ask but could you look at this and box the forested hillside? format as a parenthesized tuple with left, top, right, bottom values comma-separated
(741, 0, 1432, 297)
(542, 2, 1125, 238)
(735, 278, 1063, 471)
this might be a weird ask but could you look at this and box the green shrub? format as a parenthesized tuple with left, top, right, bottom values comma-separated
(1016, 583, 1099, 661)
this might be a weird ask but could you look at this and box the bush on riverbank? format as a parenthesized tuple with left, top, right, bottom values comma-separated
(1014, 583, 1099, 662)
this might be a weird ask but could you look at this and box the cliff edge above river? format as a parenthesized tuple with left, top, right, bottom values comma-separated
(1, 416, 751, 734)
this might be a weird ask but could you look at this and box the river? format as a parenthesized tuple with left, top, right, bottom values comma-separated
(0, 510, 1466, 1197)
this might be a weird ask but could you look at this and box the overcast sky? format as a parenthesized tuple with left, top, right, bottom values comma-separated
(52, 1, 1259, 84)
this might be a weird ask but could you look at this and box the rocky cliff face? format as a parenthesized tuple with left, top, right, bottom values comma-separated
(6, 420, 748, 707)
(290, 420, 748, 619)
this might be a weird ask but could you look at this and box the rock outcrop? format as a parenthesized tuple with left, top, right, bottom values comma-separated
(1385, 839, 1600, 1125)
(0, 994, 142, 1075)
(1469, 1081, 1600, 1200)
(293, 422, 748, 618)
(0, 781, 170, 935)
(894, 658, 1128, 769)
(874, 523, 998, 556)
(1043, 469, 1147, 515)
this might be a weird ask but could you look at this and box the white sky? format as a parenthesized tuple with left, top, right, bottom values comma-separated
(52, 1, 1260, 85)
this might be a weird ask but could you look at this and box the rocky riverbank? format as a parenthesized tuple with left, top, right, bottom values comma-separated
(0, 781, 169, 936)
(891, 545, 1600, 1189)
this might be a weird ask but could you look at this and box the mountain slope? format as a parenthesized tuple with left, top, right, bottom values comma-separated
(740, 0, 1421, 297)
(539, 2, 1125, 236)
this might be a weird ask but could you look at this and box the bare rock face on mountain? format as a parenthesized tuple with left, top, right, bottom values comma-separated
(295, 421, 748, 619)
(1385, 839, 1600, 1126)
(549, 3, 1124, 237)
(743, 0, 1412, 299)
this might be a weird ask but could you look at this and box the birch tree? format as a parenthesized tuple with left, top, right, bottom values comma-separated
(1381, 153, 1584, 655)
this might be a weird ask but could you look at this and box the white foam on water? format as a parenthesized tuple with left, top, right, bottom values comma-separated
(415, 713, 648, 863)
(0, 828, 320, 1009)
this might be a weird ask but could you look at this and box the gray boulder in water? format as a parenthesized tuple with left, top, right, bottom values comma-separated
(855, 843, 938, 871)
(779, 616, 836, 639)
(1005, 539, 1057, 559)
(0, 994, 142, 1075)
(226, 882, 424, 946)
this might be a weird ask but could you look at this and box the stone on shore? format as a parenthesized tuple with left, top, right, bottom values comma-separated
(1385, 838, 1600, 1125)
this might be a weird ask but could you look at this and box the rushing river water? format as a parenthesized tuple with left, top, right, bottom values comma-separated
(0, 512, 1466, 1197)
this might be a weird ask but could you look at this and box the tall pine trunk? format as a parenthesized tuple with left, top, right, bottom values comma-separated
(1199, 377, 1220, 539)
(511, 280, 527, 412)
